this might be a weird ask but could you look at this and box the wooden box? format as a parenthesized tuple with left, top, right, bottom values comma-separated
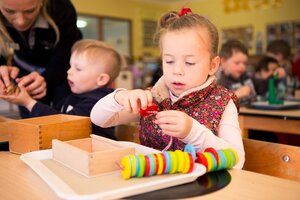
(0, 116, 13, 142)
(8, 114, 91, 154)
(52, 135, 135, 177)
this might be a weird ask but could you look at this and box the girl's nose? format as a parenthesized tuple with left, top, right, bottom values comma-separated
(173, 62, 184, 75)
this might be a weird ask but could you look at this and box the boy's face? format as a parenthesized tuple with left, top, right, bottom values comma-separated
(260, 62, 279, 80)
(161, 28, 219, 97)
(221, 51, 248, 80)
(67, 51, 104, 94)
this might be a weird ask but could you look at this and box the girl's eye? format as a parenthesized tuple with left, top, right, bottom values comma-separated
(165, 60, 174, 64)
(186, 62, 195, 66)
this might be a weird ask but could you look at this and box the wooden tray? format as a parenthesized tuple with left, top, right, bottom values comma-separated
(20, 141, 206, 200)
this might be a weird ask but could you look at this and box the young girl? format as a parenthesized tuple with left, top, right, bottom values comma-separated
(91, 9, 245, 168)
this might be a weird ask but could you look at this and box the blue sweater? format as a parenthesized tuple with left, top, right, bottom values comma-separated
(30, 87, 116, 140)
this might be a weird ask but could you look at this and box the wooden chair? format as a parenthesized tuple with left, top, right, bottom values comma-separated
(243, 138, 300, 182)
(115, 124, 140, 144)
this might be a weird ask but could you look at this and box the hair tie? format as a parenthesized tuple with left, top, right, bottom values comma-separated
(178, 7, 192, 17)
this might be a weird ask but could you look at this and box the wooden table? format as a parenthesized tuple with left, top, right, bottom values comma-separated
(239, 107, 300, 138)
(1, 152, 300, 200)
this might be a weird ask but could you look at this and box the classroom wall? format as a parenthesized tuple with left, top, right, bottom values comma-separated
(71, 0, 169, 59)
(170, 0, 300, 54)
(72, 0, 300, 58)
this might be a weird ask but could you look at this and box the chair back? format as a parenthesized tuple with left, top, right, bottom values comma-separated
(115, 124, 140, 143)
(243, 138, 300, 182)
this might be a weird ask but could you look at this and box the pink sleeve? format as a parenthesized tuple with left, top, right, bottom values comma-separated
(90, 89, 139, 127)
(181, 99, 245, 169)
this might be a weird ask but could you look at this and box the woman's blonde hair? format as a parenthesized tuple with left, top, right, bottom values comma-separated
(71, 39, 123, 85)
(154, 11, 219, 58)
(0, 0, 59, 57)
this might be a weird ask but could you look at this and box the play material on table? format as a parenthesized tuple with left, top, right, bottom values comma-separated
(20, 141, 206, 200)
(249, 100, 300, 110)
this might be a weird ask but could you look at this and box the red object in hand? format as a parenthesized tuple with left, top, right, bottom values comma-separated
(140, 103, 159, 117)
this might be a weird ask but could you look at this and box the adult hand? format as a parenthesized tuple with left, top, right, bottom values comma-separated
(17, 72, 47, 99)
(0, 66, 19, 94)
(155, 110, 193, 139)
(115, 89, 153, 114)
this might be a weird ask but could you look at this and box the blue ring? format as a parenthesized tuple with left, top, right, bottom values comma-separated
(216, 150, 227, 170)
(148, 154, 155, 176)
(134, 155, 140, 177)
(184, 144, 196, 161)
(163, 151, 171, 174)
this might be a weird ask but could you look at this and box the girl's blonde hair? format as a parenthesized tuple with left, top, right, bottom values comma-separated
(154, 11, 219, 58)
(0, 0, 59, 57)
(71, 39, 122, 85)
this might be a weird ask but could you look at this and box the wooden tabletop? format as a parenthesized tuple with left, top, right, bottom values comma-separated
(1, 152, 300, 200)
(240, 106, 300, 119)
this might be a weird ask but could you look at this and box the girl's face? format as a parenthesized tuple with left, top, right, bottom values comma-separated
(0, 0, 42, 32)
(67, 51, 103, 94)
(161, 28, 219, 97)
(221, 51, 248, 80)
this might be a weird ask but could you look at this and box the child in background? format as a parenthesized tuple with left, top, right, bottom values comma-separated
(266, 39, 297, 98)
(91, 9, 245, 168)
(217, 39, 256, 106)
(252, 56, 285, 100)
(0, 39, 122, 140)
(267, 39, 292, 76)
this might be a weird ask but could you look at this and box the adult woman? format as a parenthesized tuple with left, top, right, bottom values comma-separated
(0, 0, 82, 118)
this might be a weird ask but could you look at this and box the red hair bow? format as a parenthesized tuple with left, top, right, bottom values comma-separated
(178, 7, 192, 17)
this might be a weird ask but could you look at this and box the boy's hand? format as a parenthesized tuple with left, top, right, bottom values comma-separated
(274, 67, 286, 79)
(115, 89, 153, 114)
(0, 85, 37, 111)
(17, 72, 46, 99)
(155, 110, 193, 139)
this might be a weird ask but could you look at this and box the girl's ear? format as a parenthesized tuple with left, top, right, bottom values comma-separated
(208, 56, 220, 75)
(96, 73, 110, 87)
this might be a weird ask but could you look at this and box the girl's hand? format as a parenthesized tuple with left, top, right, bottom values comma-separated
(0, 66, 19, 94)
(0, 85, 36, 110)
(17, 72, 47, 99)
(155, 110, 193, 139)
(115, 89, 153, 114)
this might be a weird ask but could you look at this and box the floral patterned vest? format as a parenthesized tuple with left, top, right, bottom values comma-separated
(139, 81, 239, 151)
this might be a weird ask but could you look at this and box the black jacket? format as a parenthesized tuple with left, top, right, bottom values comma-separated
(0, 0, 82, 107)
(30, 87, 116, 140)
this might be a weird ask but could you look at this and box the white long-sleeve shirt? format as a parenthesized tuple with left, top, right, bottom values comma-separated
(91, 76, 245, 169)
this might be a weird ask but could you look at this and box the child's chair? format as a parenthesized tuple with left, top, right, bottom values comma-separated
(115, 124, 140, 144)
(243, 138, 300, 182)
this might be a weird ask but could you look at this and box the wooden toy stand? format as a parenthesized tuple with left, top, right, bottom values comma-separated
(52, 135, 135, 177)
